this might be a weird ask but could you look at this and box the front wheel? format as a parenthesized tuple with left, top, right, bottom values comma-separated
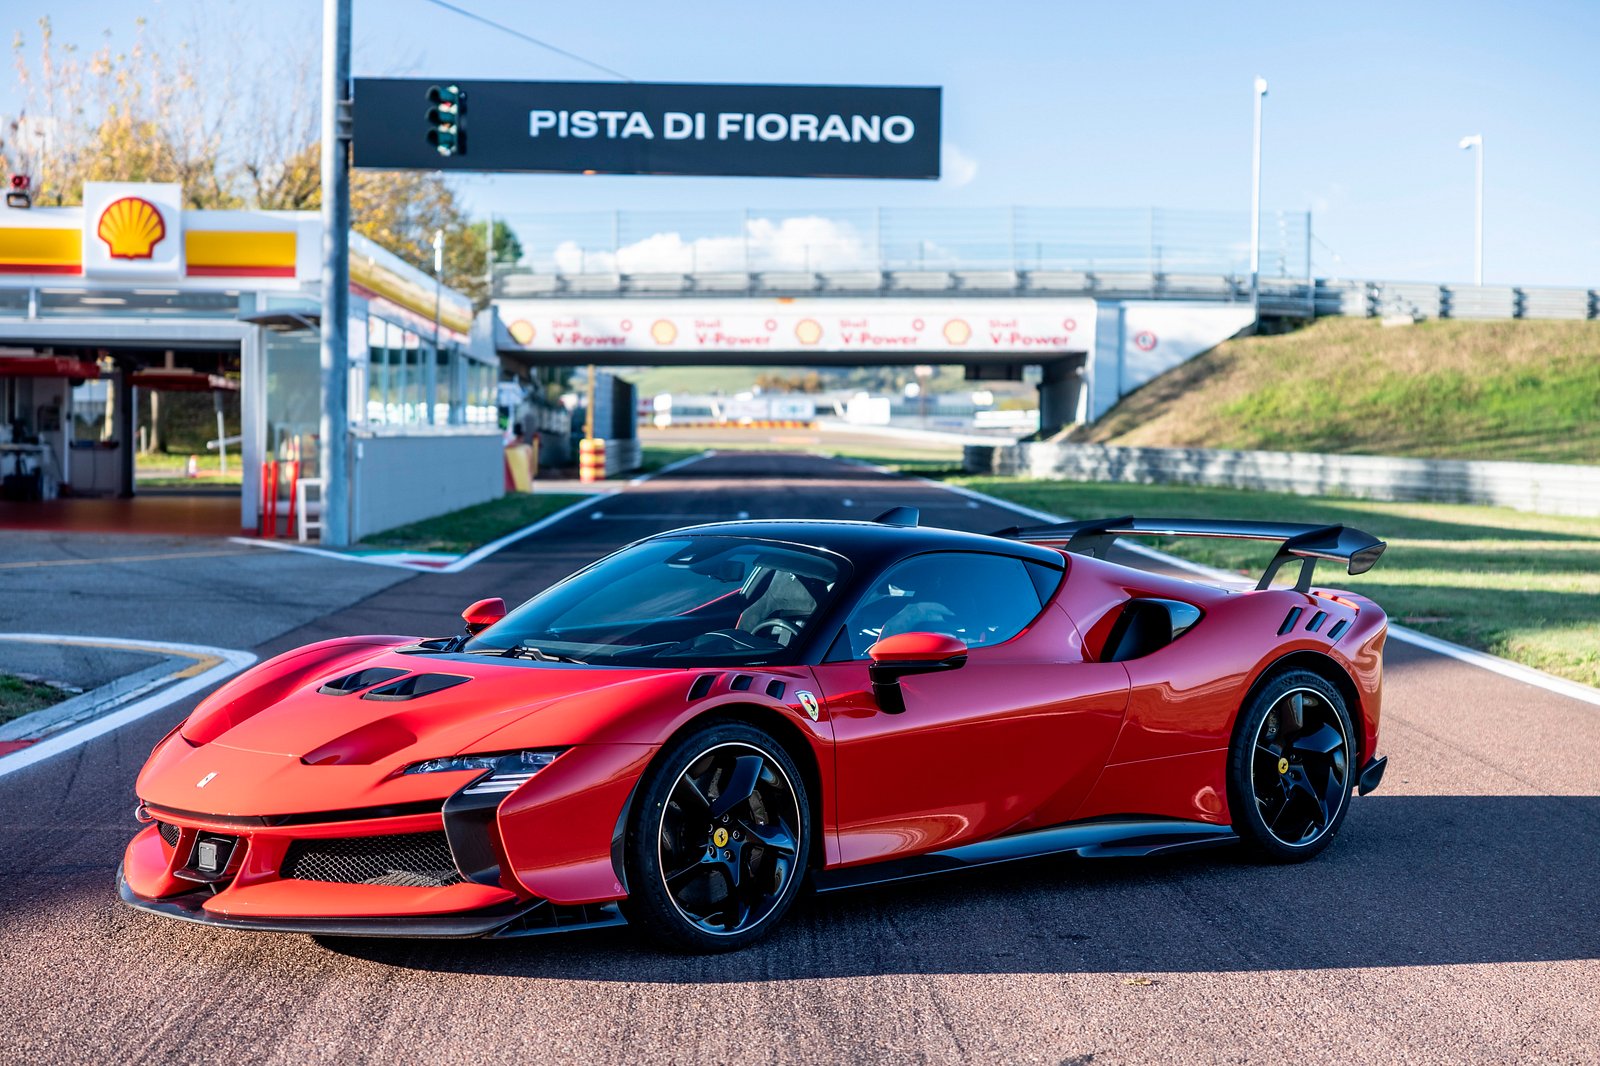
(624, 722, 810, 952)
(1227, 669, 1355, 862)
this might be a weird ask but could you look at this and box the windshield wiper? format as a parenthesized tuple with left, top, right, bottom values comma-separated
(494, 641, 587, 665)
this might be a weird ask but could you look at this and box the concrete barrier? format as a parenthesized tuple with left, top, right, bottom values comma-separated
(964, 441, 1600, 518)
(349, 430, 505, 541)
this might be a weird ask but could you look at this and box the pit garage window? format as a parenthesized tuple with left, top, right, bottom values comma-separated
(828, 552, 1053, 661)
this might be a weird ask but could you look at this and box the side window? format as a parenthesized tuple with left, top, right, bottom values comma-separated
(831, 552, 1047, 660)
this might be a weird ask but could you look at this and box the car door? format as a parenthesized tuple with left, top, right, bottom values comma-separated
(808, 551, 1130, 867)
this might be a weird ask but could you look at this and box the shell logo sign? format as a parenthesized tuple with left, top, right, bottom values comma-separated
(96, 197, 167, 259)
(81, 181, 184, 278)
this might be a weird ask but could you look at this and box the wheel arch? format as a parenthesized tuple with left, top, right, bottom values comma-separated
(614, 703, 828, 886)
(1242, 650, 1367, 762)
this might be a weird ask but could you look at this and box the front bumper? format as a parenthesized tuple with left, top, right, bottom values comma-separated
(116, 863, 626, 939)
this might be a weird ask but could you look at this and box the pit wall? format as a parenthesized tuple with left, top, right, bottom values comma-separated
(348, 430, 505, 542)
(964, 441, 1600, 518)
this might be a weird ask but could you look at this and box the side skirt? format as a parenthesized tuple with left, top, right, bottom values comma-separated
(811, 819, 1239, 894)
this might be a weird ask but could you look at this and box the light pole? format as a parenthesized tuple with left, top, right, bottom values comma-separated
(1459, 134, 1483, 285)
(1250, 75, 1268, 319)
(317, 0, 352, 545)
(431, 228, 443, 425)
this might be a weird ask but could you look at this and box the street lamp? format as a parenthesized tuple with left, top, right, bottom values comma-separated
(1458, 134, 1483, 285)
(1250, 75, 1268, 317)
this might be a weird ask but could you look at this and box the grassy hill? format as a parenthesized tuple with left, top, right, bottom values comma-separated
(1085, 318, 1600, 464)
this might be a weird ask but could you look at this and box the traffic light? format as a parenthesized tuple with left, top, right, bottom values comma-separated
(425, 84, 465, 157)
(5, 174, 31, 210)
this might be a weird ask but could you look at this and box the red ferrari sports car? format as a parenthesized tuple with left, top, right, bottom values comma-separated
(120, 510, 1389, 952)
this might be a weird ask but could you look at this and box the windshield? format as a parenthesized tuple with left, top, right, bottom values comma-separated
(463, 536, 847, 666)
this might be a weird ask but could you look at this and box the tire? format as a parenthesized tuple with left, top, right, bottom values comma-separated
(623, 721, 811, 952)
(1227, 668, 1356, 862)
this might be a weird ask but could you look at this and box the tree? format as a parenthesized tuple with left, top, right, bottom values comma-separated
(3, 12, 518, 308)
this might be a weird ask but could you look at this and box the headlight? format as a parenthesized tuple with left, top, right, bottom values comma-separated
(403, 749, 561, 795)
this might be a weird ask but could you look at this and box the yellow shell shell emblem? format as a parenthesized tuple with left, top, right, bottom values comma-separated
(942, 318, 972, 345)
(794, 318, 823, 345)
(508, 319, 536, 346)
(650, 319, 678, 345)
(97, 197, 167, 260)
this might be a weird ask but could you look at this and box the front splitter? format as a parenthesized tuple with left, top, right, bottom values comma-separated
(115, 864, 626, 939)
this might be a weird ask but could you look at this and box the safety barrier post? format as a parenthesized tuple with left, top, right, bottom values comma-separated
(579, 437, 606, 483)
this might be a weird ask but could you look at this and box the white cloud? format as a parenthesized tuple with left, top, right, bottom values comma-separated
(553, 215, 875, 274)
(941, 142, 979, 187)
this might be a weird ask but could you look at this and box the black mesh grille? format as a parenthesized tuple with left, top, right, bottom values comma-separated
(156, 821, 180, 847)
(281, 831, 461, 887)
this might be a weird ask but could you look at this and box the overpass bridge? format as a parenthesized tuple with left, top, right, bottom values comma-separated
(486, 206, 1598, 432)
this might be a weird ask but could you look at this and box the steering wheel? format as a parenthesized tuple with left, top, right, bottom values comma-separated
(750, 619, 802, 647)
(693, 628, 767, 652)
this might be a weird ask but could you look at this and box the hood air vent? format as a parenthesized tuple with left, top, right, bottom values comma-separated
(318, 668, 408, 696)
(359, 673, 471, 702)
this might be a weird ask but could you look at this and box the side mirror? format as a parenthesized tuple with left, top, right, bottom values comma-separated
(866, 632, 968, 715)
(462, 597, 506, 635)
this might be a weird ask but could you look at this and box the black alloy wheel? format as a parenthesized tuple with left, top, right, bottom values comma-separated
(1228, 669, 1355, 862)
(625, 722, 810, 952)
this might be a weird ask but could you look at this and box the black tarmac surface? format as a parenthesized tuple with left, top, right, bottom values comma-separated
(2, 452, 1597, 1064)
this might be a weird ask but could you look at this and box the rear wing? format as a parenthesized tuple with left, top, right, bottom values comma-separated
(996, 516, 1386, 592)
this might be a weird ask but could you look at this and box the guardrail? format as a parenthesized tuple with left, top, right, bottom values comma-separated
(963, 441, 1600, 518)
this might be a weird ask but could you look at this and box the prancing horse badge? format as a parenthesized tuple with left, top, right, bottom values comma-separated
(796, 691, 821, 721)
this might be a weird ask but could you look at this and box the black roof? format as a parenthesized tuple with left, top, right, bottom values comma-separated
(648, 519, 1068, 572)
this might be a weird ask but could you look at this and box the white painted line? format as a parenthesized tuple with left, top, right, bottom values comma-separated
(929, 476, 1600, 707)
(443, 494, 615, 572)
(228, 492, 613, 574)
(629, 449, 716, 484)
(228, 451, 721, 574)
(0, 635, 256, 780)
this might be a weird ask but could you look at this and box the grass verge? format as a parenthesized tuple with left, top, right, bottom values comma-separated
(361, 493, 588, 555)
(1086, 318, 1600, 465)
(0, 674, 65, 726)
(959, 477, 1600, 688)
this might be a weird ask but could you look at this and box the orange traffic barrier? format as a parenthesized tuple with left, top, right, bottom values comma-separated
(578, 437, 606, 483)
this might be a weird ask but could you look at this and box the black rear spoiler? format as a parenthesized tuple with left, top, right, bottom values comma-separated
(996, 516, 1386, 592)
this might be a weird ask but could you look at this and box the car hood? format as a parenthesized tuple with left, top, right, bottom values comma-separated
(140, 642, 711, 817)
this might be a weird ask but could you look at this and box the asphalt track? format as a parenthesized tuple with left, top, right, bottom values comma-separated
(3, 452, 1597, 1064)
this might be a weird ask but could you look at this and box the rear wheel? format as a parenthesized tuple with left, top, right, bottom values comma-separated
(1227, 669, 1355, 862)
(624, 722, 810, 952)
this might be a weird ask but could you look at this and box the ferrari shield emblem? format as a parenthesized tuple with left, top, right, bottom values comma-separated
(796, 691, 821, 721)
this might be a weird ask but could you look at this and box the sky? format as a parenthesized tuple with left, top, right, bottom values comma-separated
(6, 0, 1599, 285)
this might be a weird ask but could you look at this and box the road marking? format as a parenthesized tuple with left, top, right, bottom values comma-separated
(227, 451, 721, 574)
(0, 548, 252, 571)
(0, 634, 255, 780)
(927, 475, 1600, 708)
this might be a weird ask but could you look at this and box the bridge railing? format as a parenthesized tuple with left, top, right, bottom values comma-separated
(495, 206, 1311, 281)
(489, 207, 1596, 320)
